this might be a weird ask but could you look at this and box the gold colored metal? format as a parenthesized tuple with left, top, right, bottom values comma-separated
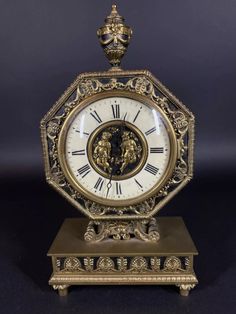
(97, 4, 132, 68)
(89, 120, 146, 180)
(92, 129, 113, 174)
(84, 218, 160, 242)
(41, 72, 194, 220)
(57, 89, 178, 208)
(120, 130, 139, 173)
(41, 4, 197, 294)
(48, 217, 198, 296)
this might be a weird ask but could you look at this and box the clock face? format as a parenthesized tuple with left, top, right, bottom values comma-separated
(58, 93, 177, 206)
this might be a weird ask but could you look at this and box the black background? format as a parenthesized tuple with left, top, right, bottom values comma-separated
(1, 0, 236, 313)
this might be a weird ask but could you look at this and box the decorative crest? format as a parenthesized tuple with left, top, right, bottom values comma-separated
(97, 4, 132, 68)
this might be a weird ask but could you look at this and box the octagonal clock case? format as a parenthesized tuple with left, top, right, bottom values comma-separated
(41, 5, 198, 296)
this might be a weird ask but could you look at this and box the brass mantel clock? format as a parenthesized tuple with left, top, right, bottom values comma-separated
(41, 5, 198, 297)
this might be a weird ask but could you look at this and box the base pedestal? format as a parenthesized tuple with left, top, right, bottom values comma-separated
(48, 217, 198, 296)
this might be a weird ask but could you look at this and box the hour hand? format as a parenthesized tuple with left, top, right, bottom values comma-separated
(106, 180, 112, 198)
(106, 170, 113, 198)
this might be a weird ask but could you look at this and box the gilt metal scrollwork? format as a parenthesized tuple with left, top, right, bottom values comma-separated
(41, 71, 194, 221)
(84, 218, 159, 242)
(55, 255, 193, 274)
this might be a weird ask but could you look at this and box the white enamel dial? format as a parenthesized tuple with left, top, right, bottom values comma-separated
(61, 95, 175, 206)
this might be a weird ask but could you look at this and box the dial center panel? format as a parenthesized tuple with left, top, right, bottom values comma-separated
(87, 120, 148, 180)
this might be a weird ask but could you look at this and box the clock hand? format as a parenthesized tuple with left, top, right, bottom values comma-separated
(106, 113, 127, 198)
(106, 171, 113, 198)
(123, 112, 127, 122)
(106, 156, 116, 198)
(118, 112, 128, 175)
(121, 112, 127, 132)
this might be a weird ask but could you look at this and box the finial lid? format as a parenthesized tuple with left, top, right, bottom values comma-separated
(97, 4, 132, 69)
(105, 4, 124, 24)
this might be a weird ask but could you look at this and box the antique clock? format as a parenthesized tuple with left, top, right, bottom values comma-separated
(41, 5, 198, 297)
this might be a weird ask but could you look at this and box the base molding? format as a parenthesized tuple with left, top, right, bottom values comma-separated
(48, 217, 198, 296)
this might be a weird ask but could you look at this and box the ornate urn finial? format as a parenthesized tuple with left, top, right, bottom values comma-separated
(97, 4, 132, 69)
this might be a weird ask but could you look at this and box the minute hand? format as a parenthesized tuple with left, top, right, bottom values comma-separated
(106, 156, 116, 198)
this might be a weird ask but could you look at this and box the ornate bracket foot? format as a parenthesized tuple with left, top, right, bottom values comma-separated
(177, 284, 196, 296)
(84, 218, 160, 242)
(53, 284, 69, 296)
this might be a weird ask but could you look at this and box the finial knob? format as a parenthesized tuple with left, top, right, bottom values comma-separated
(97, 4, 132, 68)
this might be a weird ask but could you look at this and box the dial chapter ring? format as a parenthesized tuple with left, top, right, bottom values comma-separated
(57, 91, 177, 207)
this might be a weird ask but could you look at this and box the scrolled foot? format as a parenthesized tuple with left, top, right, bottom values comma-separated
(177, 284, 196, 296)
(53, 285, 69, 296)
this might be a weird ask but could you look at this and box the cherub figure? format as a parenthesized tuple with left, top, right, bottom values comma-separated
(120, 131, 138, 173)
(93, 132, 112, 172)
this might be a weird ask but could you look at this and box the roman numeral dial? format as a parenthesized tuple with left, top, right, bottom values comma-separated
(63, 96, 172, 205)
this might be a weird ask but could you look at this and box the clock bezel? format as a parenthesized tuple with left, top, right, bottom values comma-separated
(57, 90, 178, 207)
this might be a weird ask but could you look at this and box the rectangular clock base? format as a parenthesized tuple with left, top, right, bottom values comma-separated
(47, 217, 198, 296)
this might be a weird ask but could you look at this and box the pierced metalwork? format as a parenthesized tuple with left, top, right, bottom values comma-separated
(84, 218, 160, 242)
(41, 73, 194, 220)
(88, 120, 147, 180)
(56, 255, 194, 274)
(44, 5, 197, 297)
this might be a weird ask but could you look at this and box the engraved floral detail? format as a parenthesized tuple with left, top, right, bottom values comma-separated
(117, 257, 128, 272)
(47, 120, 60, 138)
(96, 257, 115, 272)
(77, 79, 100, 98)
(84, 196, 155, 217)
(172, 111, 188, 135)
(150, 257, 161, 271)
(163, 256, 183, 272)
(84, 218, 159, 242)
(56, 255, 192, 274)
(75, 76, 163, 103)
(51, 167, 67, 187)
(127, 77, 154, 96)
(185, 257, 191, 271)
(44, 75, 192, 219)
(130, 257, 148, 272)
(159, 101, 189, 139)
(63, 257, 84, 272)
(84, 257, 94, 272)
(172, 160, 187, 184)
